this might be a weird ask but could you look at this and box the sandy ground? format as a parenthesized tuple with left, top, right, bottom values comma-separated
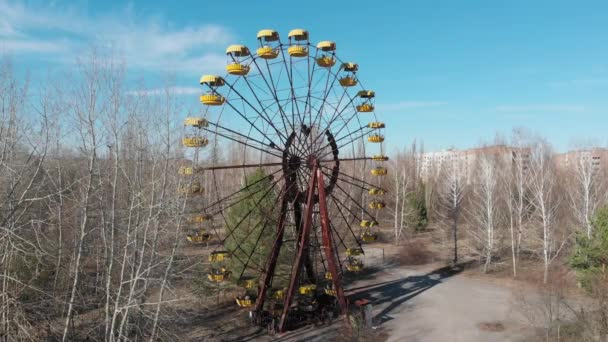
(346, 264, 534, 342)
(167, 243, 541, 341)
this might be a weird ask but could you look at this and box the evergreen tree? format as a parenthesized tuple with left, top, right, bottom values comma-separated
(570, 206, 608, 291)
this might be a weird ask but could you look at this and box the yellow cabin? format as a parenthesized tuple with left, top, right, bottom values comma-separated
(236, 296, 254, 307)
(339, 76, 357, 87)
(288, 45, 308, 57)
(184, 117, 209, 128)
(368, 187, 387, 195)
(368, 122, 385, 129)
(369, 200, 386, 210)
(372, 154, 389, 161)
(357, 104, 374, 112)
(182, 136, 209, 148)
(199, 75, 225, 87)
(257, 46, 279, 59)
(360, 219, 370, 227)
(178, 166, 194, 175)
(346, 260, 363, 272)
(226, 63, 250, 76)
(209, 251, 231, 262)
(346, 248, 364, 257)
(207, 267, 230, 282)
(361, 230, 378, 243)
(317, 41, 336, 51)
(186, 231, 211, 243)
(241, 279, 257, 289)
(342, 62, 359, 72)
(273, 288, 286, 300)
(325, 271, 333, 280)
(371, 167, 388, 176)
(200, 93, 225, 106)
(226, 45, 250, 57)
(288, 29, 309, 41)
(357, 90, 375, 98)
(189, 214, 212, 223)
(324, 286, 337, 296)
(368, 134, 385, 143)
(299, 284, 317, 296)
(316, 56, 336, 67)
(178, 182, 203, 194)
(257, 29, 279, 42)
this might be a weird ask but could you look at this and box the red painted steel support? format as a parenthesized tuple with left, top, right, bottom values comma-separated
(317, 167, 348, 314)
(278, 166, 318, 332)
(254, 189, 289, 314)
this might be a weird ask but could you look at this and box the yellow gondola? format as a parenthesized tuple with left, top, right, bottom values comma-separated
(325, 271, 333, 280)
(240, 278, 257, 289)
(299, 284, 317, 296)
(342, 62, 359, 72)
(257, 46, 279, 59)
(361, 230, 378, 243)
(199, 75, 225, 87)
(372, 154, 389, 161)
(184, 117, 209, 128)
(346, 247, 364, 256)
(324, 285, 337, 296)
(288, 45, 308, 57)
(207, 267, 230, 282)
(368, 187, 387, 195)
(273, 288, 286, 300)
(368, 134, 384, 143)
(317, 41, 336, 51)
(178, 166, 194, 175)
(200, 93, 225, 106)
(356, 103, 374, 112)
(257, 29, 279, 42)
(209, 250, 231, 262)
(346, 259, 363, 272)
(226, 45, 250, 57)
(288, 29, 309, 41)
(357, 90, 375, 98)
(316, 56, 336, 67)
(235, 295, 254, 307)
(178, 182, 204, 194)
(360, 219, 370, 227)
(369, 200, 386, 210)
(226, 63, 250, 76)
(368, 122, 385, 129)
(371, 167, 387, 176)
(186, 230, 211, 243)
(182, 136, 209, 148)
(339, 76, 357, 87)
(189, 214, 212, 223)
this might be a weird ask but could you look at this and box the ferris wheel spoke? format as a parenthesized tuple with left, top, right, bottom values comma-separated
(240, 72, 291, 142)
(308, 88, 357, 150)
(329, 196, 365, 250)
(321, 169, 378, 221)
(278, 45, 304, 130)
(212, 82, 285, 146)
(316, 126, 373, 160)
(202, 126, 282, 160)
(211, 174, 290, 254)
(254, 58, 296, 135)
(207, 121, 282, 153)
(201, 168, 283, 214)
(319, 164, 381, 190)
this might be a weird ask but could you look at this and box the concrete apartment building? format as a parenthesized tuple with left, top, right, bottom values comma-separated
(419, 145, 531, 183)
(554, 148, 608, 173)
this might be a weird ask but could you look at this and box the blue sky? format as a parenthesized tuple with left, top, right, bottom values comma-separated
(1, 0, 607, 152)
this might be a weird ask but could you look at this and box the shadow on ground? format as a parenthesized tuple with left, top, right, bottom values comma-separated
(348, 262, 472, 325)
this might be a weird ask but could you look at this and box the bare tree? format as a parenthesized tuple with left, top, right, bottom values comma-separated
(437, 160, 466, 264)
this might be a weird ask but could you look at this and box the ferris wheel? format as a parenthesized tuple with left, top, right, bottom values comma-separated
(180, 28, 388, 332)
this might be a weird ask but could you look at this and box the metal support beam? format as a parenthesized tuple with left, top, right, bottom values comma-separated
(278, 166, 318, 332)
(254, 188, 289, 315)
(317, 167, 348, 313)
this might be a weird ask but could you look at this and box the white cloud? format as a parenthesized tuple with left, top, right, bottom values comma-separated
(377, 101, 445, 111)
(495, 104, 586, 113)
(126, 86, 201, 96)
(0, 0, 234, 74)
